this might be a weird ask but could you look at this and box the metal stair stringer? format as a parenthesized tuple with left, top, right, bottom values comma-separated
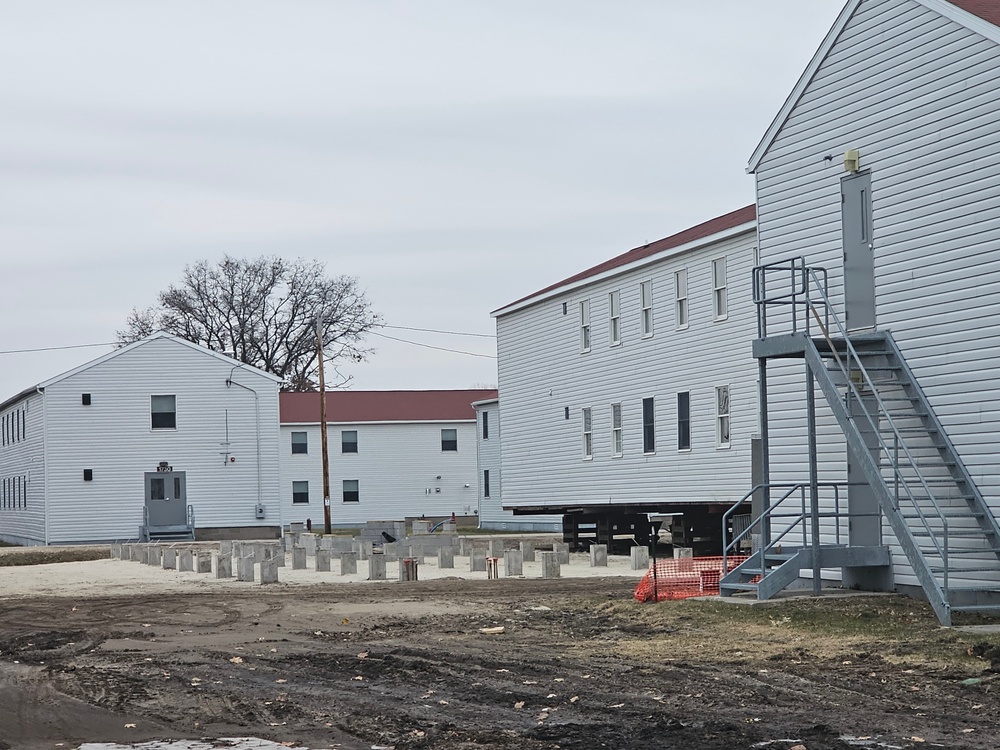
(802, 338, 953, 624)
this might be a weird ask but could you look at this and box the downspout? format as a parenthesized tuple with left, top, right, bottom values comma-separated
(225, 373, 263, 509)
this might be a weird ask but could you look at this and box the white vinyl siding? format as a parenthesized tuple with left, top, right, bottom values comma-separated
(675, 268, 689, 329)
(640, 280, 653, 337)
(752, 0, 1000, 588)
(493, 224, 758, 513)
(0, 393, 44, 545)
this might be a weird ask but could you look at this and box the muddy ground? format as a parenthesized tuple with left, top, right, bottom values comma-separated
(2, 576, 1000, 750)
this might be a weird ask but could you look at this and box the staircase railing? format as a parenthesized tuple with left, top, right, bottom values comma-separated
(722, 482, 848, 583)
(755, 257, 955, 601)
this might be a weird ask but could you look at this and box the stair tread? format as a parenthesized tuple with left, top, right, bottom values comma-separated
(719, 582, 759, 591)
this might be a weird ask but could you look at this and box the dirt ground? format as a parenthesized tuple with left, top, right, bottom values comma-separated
(3, 563, 1000, 749)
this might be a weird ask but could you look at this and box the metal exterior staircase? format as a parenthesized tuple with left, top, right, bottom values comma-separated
(721, 257, 1000, 625)
(141, 504, 196, 542)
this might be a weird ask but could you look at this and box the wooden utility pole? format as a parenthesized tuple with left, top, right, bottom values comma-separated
(317, 315, 332, 534)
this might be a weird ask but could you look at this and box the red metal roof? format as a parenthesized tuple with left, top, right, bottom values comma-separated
(948, 0, 1000, 27)
(280, 389, 498, 424)
(495, 204, 756, 314)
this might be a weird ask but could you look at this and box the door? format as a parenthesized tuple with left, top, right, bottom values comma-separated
(842, 171, 875, 332)
(144, 471, 187, 527)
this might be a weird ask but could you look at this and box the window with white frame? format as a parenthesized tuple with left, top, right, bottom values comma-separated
(716, 385, 731, 448)
(582, 408, 593, 459)
(342, 479, 360, 502)
(580, 300, 591, 352)
(609, 290, 621, 346)
(342, 430, 358, 453)
(677, 391, 691, 450)
(712, 257, 728, 320)
(611, 403, 623, 457)
(642, 397, 655, 453)
(675, 268, 688, 328)
(441, 428, 458, 451)
(640, 280, 653, 337)
(151, 395, 176, 430)
(291, 431, 308, 454)
(292, 480, 309, 504)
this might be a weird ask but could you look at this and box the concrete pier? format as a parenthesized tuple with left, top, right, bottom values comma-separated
(260, 559, 279, 584)
(236, 556, 255, 582)
(292, 547, 307, 570)
(369, 555, 387, 581)
(437, 546, 455, 569)
(470, 550, 487, 572)
(458, 537, 474, 557)
(161, 548, 176, 570)
(197, 552, 213, 573)
(219, 540, 234, 557)
(340, 552, 358, 575)
(301, 533, 317, 555)
(504, 549, 523, 576)
(352, 539, 372, 560)
(630, 546, 650, 570)
(177, 550, 194, 572)
(315, 549, 332, 572)
(488, 539, 505, 559)
(214, 553, 232, 578)
(147, 547, 161, 567)
(553, 542, 570, 565)
(589, 544, 608, 567)
(519, 541, 535, 563)
(540, 551, 561, 579)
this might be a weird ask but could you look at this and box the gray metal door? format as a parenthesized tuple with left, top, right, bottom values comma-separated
(144, 471, 187, 527)
(842, 171, 875, 331)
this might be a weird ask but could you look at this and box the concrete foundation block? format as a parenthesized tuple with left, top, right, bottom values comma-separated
(161, 548, 176, 570)
(369, 555, 387, 581)
(630, 546, 650, 571)
(110, 543, 122, 560)
(319, 537, 334, 551)
(236, 556, 255, 582)
(437, 546, 455, 569)
(458, 537, 473, 557)
(399, 558, 419, 582)
(383, 542, 399, 560)
(590, 544, 608, 567)
(219, 540, 234, 557)
(214, 553, 232, 579)
(488, 539, 505, 559)
(519, 541, 535, 563)
(540, 551, 561, 579)
(197, 552, 213, 573)
(260, 559, 279, 584)
(292, 547, 307, 570)
(408, 545, 424, 563)
(411, 520, 431, 535)
(315, 549, 332, 572)
(146, 547, 160, 566)
(353, 539, 372, 560)
(553, 542, 570, 565)
(272, 549, 286, 567)
(340, 552, 358, 575)
(470, 550, 487, 572)
(301, 533, 317, 555)
(504, 549, 523, 576)
(177, 550, 194, 572)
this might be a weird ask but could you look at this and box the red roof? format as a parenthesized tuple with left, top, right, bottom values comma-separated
(948, 0, 1000, 27)
(495, 204, 756, 314)
(280, 389, 498, 424)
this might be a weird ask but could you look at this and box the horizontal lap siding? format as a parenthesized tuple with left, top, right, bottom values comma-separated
(43, 338, 281, 543)
(279, 421, 480, 527)
(755, 0, 1000, 586)
(497, 229, 759, 511)
(0, 394, 45, 544)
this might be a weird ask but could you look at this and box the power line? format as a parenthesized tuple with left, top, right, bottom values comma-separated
(0, 341, 117, 356)
(369, 331, 497, 359)
(382, 324, 495, 338)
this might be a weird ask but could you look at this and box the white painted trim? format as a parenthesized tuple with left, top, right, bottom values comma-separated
(492, 221, 756, 318)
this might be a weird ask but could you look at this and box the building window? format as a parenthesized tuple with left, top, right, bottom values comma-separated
(82, 393, 92, 406)
(717, 385, 731, 448)
(441, 428, 458, 451)
(677, 391, 691, 450)
(292, 481, 309, 504)
(609, 290, 621, 346)
(675, 268, 688, 329)
(642, 397, 655, 453)
(342, 479, 360, 503)
(150, 395, 176, 430)
(580, 299, 591, 352)
(291, 431, 308, 454)
(713, 257, 728, 320)
(83, 469, 93, 482)
(640, 280, 653, 337)
(611, 402, 623, 457)
(484, 469, 491, 498)
(342, 430, 358, 453)
(582, 408, 593, 459)
(482, 411, 489, 440)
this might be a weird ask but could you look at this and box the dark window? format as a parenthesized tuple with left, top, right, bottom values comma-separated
(83, 469, 93, 482)
(564, 406, 570, 420)
(441, 428, 458, 451)
(291, 431, 308, 454)
(482, 412, 489, 440)
(342, 430, 358, 453)
(678, 392, 691, 450)
(342, 479, 360, 503)
(484, 469, 491, 498)
(151, 395, 176, 430)
(150, 477, 165, 501)
(642, 397, 655, 453)
(82, 393, 91, 406)
(292, 481, 309, 504)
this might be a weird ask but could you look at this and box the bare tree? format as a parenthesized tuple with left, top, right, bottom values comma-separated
(118, 255, 381, 390)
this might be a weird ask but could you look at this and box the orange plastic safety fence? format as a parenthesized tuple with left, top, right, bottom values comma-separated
(633, 556, 749, 603)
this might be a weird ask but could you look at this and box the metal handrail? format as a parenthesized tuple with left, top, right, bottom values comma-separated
(753, 257, 830, 338)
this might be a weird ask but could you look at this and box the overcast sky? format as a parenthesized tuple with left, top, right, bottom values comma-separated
(0, 1, 846, 398)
